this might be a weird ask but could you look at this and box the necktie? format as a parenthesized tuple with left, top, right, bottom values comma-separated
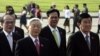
(85, 35, 91, 50)
(7, 34, 13, 51)
(52, 29, 59, 47)
(34, 39, 40, 55)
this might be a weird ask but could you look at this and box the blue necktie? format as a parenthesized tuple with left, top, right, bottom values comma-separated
(85, 35, 91, 50)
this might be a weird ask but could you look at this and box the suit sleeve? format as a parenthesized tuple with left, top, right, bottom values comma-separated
(15, 41, 24, 56)
(66, 35, 77, 56)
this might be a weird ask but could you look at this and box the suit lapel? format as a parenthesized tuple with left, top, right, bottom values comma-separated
(47, 26, 59, 48)
(0, 31, 12, 52)
(27, 37, 39, 56)
(90, 32, 95, 53)
(57, 27, 63, 47)
(39, 37, 44, 55)
(79, 31, 91, 52)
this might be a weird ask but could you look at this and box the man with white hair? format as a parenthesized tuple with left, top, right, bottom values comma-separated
(15, 18, 51, 56)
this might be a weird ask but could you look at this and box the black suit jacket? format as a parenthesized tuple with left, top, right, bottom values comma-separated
(66, 31, 99, 56)
(14, 26, 24, 38)
(15, 36, 51, 56)
(0, 26, 24, 39)
(39, 26, 66, 56)
(0, 31, 22, 56)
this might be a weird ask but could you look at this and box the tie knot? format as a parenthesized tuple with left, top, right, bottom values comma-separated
(86, 34, 89, 38)
(35, 39, 38, 43)
(53, 29, 57, 32)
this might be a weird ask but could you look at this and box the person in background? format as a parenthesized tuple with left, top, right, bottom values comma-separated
(6, 5, 17, 19)
(30, 3, 36, 18)
(72, 4, 80, 33)
(97, 5, 100, 34)
(82, 3, 88, 13)
(35, 5, 42, 19)
(20, 6, 28, 30)
(63, 5, 71, 33)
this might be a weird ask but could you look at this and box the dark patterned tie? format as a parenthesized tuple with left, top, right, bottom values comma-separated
(85, 35, 91, 50)
(35, 39, 40, 55)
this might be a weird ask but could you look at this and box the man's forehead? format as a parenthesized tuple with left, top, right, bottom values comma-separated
(82, 18, 91, 21)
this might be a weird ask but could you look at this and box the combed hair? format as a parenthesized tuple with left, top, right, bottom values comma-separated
(27, 18, 42, 26)
(78, 13, 92, 23)
(46, 9, 60, 17)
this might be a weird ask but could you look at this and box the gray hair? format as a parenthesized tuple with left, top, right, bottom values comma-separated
(27, 18, 42, 26)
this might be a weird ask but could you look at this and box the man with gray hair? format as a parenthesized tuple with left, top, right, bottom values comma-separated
(15, 18, 51, 56)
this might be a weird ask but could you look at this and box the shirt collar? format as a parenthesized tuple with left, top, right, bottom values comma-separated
(29, 34, 39, 42)
(81, 31, 90, 38)
(48, 25, 58, 32)
(3, 29, 13, 37)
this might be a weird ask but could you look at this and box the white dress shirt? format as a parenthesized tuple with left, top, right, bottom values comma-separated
(3, 30, 13, 51)
(29, 34, 40, 45)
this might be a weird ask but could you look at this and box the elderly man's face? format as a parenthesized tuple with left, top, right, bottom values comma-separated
(28, 20, 42, 37)
(3, 15, 15, 33)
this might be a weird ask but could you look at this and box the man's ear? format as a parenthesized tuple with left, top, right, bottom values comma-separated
(77, 22, 80, 27)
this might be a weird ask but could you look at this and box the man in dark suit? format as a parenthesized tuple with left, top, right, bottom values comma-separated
(0, 15, 22, 56)
(15, 18, 51, 56)
(39, 9, 66, 56)
(66, 13, 99, 56)
(72, 4, 80, 33)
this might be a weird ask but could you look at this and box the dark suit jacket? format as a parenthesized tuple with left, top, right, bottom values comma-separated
(66, 31, 99, 56)
(14, 26, 24, 38)
(15, 36, 51, 56)
(0, 31, 22, 56)
(0, 26, 24, 38)
(39, 26, 66, 56)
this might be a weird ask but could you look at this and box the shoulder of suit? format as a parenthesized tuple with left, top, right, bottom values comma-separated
(15, 26, 24, 31)
(90, 32, 99, 37)
(69, 31, 81, 39)
(39, 36, 49, 41)
(57, 27, 65, 31)
(17, 37, 30, 44)
(42, 25, 49, 29)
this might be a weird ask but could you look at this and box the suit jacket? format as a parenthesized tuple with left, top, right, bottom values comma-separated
(0, 26, 24, 39)
(14, 26, 24, 38)
(39, 26, 66, 56)
(15, 36, 51, 56)
(0, 31, 22, 56)
(66, 31, 99, 56)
